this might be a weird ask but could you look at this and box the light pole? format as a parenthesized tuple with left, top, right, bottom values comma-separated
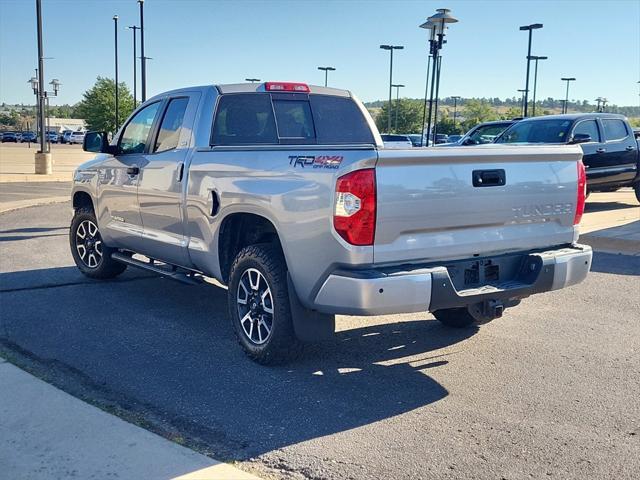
(517, 89, 528, 117)
(595, 97, 603, 112)
(423, 8, 458, 145)
(391, 83, 404, 131)
(317, 66, 336, 87)
(138, 0, 146, 101)
(35, 0, 46, 154)
(600, 97, 608, 112)
(519, 23, 543, 117)
(28, 76, 60, 172)
(113, 15, 119, 129)
(380, 44, 404, 133)
(128, 25, 140, 107)
(245, 78, 260, 83)
(451, 95, 461, 130)
(561, 77, 576, 113)
(559, 99, 567, 114)
(419, 20, 436, 146)
(528, 55, 547, 116)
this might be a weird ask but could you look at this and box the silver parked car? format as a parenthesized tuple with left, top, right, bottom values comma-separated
(71, 82, 591, 364)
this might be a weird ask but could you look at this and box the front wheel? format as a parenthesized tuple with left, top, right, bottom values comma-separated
(69, 208, 127, 279)
(227, 243, 301, 365)
(634, 183, 640, 204)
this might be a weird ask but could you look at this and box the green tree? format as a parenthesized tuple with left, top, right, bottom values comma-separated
(76, 77, 134, 132)
(501, 107, 522, 119)
(461, 99, 498, 130)
(374, 98, 424, 134)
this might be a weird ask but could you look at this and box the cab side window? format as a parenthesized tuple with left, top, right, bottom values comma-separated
(154, 97, 190, 153)
(602, 119, 629, 142)
(573, 120, 600, 142)
(119, 102, 161, 154)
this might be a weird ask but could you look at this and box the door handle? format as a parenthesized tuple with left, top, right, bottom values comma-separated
(126, 166, 140, 175)
(596, 148, 606, 154)
(472, 169, 506, 187)
(626, 146, 635, 151)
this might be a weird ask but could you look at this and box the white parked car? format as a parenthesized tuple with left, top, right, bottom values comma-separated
(69, 131, 86, 145)
(380, 134, 413, 149)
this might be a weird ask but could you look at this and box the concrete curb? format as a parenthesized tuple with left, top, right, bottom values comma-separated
(0, 361, 261, 480)
(0, 196, 70, 214)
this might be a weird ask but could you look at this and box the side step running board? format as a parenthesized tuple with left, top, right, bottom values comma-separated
(111, 252, 202, 285)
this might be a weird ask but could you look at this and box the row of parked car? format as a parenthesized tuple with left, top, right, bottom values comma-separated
(0, 130, 86, 144)
(382, 112, 640, 200)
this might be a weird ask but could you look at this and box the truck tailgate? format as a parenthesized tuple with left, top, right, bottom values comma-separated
(374, 144, 583, 264)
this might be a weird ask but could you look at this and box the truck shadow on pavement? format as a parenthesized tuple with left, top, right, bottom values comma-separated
(0, 265, 477, 461)
(589, 250, 640, 276)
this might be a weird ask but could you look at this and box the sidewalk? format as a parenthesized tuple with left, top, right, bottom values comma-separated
(0, 359, 260, 480)
(0, 143, 91, 183)
(580, 189, 640, 255)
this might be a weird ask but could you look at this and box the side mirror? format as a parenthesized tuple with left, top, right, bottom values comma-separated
(83, 131, 115, 153)
(570, 133, 592, 144)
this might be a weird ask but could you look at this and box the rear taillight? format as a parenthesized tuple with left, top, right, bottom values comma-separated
(333, 169, 376, 246)
(574, 160, 586, 225)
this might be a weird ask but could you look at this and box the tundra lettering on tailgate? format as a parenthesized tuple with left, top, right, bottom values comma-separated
(512, 203, 574, 219)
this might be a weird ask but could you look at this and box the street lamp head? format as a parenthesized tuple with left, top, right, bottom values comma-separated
(451, 95, 461, 99)
(49, 78, 61, 94)
(519, 23, 543, 31)
(561, 77, 576, 81)
(113, 14, 118, 20)
(379, 45, 392, 50)
(391, 84, 405, 88)
(429, 8, 458, 24)
(245, 78, 260, 82)
(28, 76, 39, 93)
(318, 66, 336, 71)
(527, 55, 548, 60)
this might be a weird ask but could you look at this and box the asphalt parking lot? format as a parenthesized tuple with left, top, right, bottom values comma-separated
(1, 201, 639, 479)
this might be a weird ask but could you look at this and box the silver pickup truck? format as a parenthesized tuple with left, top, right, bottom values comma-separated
(71, 81, 592, 364)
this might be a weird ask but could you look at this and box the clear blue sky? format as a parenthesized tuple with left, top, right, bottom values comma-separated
(1, 0, 639, 107)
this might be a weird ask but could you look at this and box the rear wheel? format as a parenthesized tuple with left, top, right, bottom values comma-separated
(634, 183, 640, 203)
(433, 308, 477, 328)
(69, 208, 127, 279)
(227, 243, 301, 365)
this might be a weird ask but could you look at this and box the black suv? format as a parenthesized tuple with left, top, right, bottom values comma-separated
(496, 113, 639, 200)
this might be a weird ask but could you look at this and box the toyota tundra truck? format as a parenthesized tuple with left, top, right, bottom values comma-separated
(71, 82, 592, 364)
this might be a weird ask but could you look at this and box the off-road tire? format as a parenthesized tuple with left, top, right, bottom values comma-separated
(69, 208, 127, 279)
(227, 243, 302, 365)
(433, 308, 477, 328)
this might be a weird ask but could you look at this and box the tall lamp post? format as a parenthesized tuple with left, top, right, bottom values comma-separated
(517, 89, 528, 117)
(28, 76, 60, 172)
(317, 66, 336, 87)
(245, 78, 260, 83)
(391, 83, 404, 131)
(138, 0, 146, 101)
(379, 44, 404, 133)
(451, 95, 461, 130)
(595, 97, 603, 112)
(422, 8, 458, 145)
(113, 15, 119, 129)
(561, 77, 576, 114)
(519, 23, 543, 117)
(528, 55, 547, 116)
(128, 25, 140, 107)
(419, 20, 436, 146)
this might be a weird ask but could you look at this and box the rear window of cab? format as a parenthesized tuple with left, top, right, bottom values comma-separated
(211, 93, 374, 146)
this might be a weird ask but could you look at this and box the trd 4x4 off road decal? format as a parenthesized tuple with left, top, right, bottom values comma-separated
(289, 155, 343, 169)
